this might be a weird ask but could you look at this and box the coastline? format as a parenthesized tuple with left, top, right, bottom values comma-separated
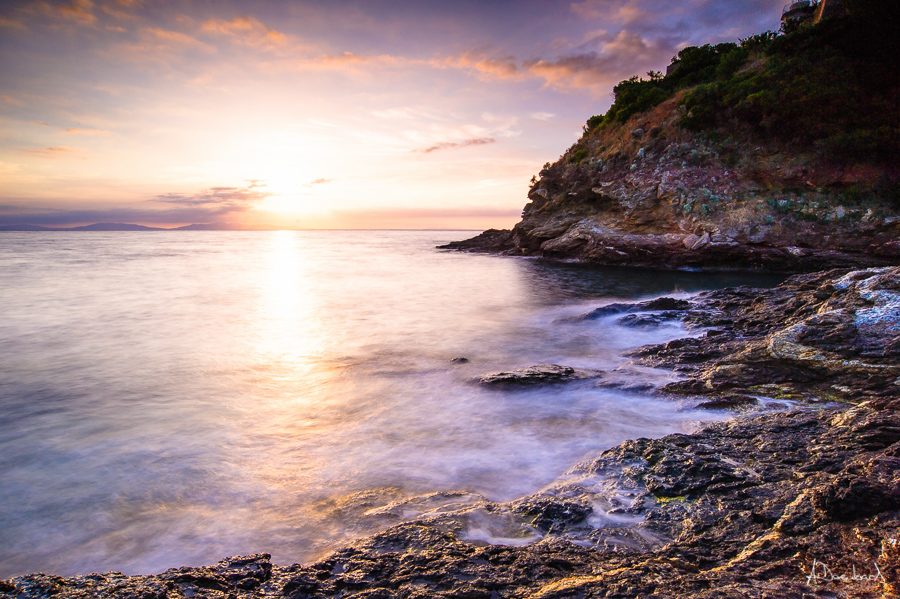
(4, 266, 898, 598)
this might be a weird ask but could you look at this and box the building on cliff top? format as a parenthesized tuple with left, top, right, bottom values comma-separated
(782, 0, 846, 26)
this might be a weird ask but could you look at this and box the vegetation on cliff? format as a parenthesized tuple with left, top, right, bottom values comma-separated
(445, 0, 900, 271)
(588, 0, 899, 165)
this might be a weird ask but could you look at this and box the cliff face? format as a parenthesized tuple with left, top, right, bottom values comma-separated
(443, 2, 900, 272)
(445, 98, 899, 271)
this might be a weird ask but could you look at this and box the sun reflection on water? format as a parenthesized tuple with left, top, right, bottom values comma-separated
(252, 231, 332, 403)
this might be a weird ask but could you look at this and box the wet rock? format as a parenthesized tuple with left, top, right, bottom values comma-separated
(616, 311, 680, 328)
(577, 302, 635, 320)
(636, 297, 691, 311)
(695, 395, 759, 410)
(631, 267, 900, 402)
(511, 496, 593, 533)
(479, 364, 600, 386)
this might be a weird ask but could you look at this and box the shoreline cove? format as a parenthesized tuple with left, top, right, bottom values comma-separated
(3, 264, 898, 598)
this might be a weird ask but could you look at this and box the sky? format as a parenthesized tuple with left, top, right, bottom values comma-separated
(0, 0, 784, 229)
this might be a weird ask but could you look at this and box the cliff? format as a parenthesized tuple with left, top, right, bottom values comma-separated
(443, 0, 899, 272)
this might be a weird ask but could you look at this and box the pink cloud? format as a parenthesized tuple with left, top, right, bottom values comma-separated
(201, 16, 291, 52)
(0, 16, 26, 30)
(431, 51, 523, 81)
(415, 137, 496, 153)
(437, 28, 674, 97)
(64, 127, 110, 135)
(27, 146, 78, 157)
(47, 0, 96, 25)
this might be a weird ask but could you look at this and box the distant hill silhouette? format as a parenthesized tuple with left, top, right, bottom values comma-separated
(0, 222, 246, 231)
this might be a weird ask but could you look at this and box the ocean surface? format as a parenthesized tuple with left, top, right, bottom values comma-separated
(0, 230, 785, 578)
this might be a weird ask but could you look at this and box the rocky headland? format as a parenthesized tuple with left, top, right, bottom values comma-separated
(442, 1, 898, 272)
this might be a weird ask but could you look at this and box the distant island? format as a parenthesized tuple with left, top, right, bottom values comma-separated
(0, 223, 259, 231)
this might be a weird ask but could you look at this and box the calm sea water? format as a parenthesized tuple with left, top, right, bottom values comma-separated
(0, 231, 784, 578)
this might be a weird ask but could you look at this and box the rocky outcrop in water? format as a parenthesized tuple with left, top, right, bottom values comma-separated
(4, 268, 899, 598)
(627, 266, 900, 404)
(479, 364, 602, 386)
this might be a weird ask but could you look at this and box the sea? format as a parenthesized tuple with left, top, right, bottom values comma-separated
(0, 230, 785, 578)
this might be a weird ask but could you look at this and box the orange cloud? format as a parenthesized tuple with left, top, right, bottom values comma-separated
(64, 127, 110, 135)
(415, 137, 496, 153)
(437, 29, 672, 97)
(431, 51, 523, 81)
(27, 146, 77, 156)
(288, 52, 415, 73)
(53, 0, 96, 25)
(0, 16, 26, 29)
(145, 27, 216, 52)
(201, 16, 290, 52)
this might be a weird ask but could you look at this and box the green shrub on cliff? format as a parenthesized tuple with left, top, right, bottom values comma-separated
(587, 0, 900, 165)
(593, 43, 739, 128)
(681, 0, 899, 163)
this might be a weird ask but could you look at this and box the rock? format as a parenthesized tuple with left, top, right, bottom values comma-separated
(616, 312, 679, 328)
(695, 395, 759, 410)
(682, 233, 700, 249)
(577, 302, 635, 320)
(478, 364, 600, 386)
(691, 231, 710, 250)
(636, 297, 691, 311)
(450, 357, 470, 364)
(511, 496, 593, 532)
(632, 267, 900, 402)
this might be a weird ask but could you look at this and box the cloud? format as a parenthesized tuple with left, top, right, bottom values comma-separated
(304, 178, 333, 187)
(27, 146, 76, 156)
(416, 137, 496, 153)
(30, 121, 52, 126)
(295, 52, 414, 72)
(64, 127, 110, 135)
(32, 0, 96, 26)
(201, 16, 290, 52)
(145, 27, 216, 53)
(152, 183, 271, 213)
(570, 0, 630, 20)
(0, 16, 26, 29)
(531, 112, 556, 121)
(439, 28, 675, 97)
(431, 51, 524, 81)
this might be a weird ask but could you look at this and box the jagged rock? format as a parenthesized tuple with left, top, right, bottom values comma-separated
(695, 395, 759, 410)
(577, 302, 635, 320)
(575, 297, 691, 322)
(616, 312, 680, 328)
(479, 364, 601, 386)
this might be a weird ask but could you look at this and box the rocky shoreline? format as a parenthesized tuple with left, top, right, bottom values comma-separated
(3, 266, 898, 598)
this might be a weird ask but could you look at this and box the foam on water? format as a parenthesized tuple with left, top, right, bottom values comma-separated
(0, 231, 785, 577)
